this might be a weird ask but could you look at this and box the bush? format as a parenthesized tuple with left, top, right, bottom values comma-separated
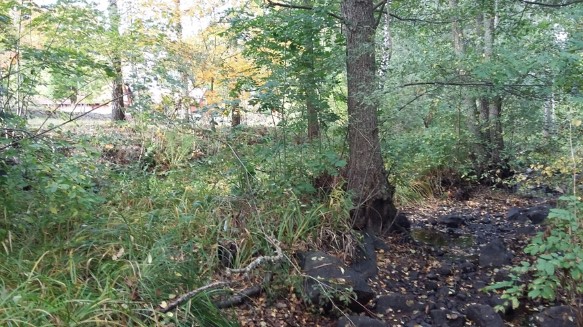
(486, 196, 583, 310)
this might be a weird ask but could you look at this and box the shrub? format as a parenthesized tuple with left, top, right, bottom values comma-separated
(486, 196, 583, 310)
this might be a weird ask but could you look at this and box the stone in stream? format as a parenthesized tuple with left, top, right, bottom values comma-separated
(298, 251, 374, 313)
(337, 316, 388, 327)
(466, 304, 504, 327)
(478, 238, 512, 268)
(533, 305, 581, 327)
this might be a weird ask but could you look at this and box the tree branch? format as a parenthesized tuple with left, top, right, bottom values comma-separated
(227, 236, 284, 278)
(518, 0, 583, 7)
(0, 97, 122, 152)
(373, 0, 388, 11)
(213, 272, 273, 309)
(158, 281, 231, 313)
(401, 81, 548, 88)
(388, 12, 458, 24)
(265, 0, 345, 22)
(374, 2, 387, 29)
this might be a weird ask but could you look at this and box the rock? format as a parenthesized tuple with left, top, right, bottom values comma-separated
(427, 272, 438, 280)
(436, 286, 452, 299)
(351, 232, 378, 279)
(374, 293, 421, 314)
(533, 305, 580, 327)
(506, 207, 528, 223)
(526, 206, 550, 224)
(465, 304, 504, 327)
(337, 316, 388, 327)
(478, 238, 512, 268)
(390, 211, 412, 233)
(437, 263, 453, 276)
(516, 225, 536, 235)
(437, 215, 466, 228)
(486, 295, 512, 316)
(299, 251, 374, 313)
(372, 236, 391, 251)
(459, 261, 476, 273)
(405, 319, 432, 327)
(425, 280, 439, 291)
(430, 309, 466, 327)
(493, 269, 510, 282)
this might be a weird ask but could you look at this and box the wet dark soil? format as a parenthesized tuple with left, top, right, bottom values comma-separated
(233, 189, 563, 326)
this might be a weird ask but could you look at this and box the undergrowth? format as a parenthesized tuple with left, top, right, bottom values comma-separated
(0, 119, 353, 326)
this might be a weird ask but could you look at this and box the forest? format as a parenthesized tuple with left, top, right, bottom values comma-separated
(1, 0, 582, 326)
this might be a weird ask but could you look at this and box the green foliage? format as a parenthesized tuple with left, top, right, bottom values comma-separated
(228, 2, 343, 128)
(0, 139, 104, 242)
(486, 196, 583, 310)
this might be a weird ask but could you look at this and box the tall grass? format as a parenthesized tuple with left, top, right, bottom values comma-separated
(0, 122, 354, 325)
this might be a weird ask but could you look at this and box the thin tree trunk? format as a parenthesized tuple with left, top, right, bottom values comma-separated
(488, 96, 503, 163)
(342, 0, 397, 233)
(173, 0, 190, 121)
(543, 93, 555, 138)
(109, 0, 125, 121)
(231, 101, 241, 127)
(111, 58, 125, 121)
(451, 0, 486, 172)
(378, 8, 392, 87)
(303, 0, 319, 140)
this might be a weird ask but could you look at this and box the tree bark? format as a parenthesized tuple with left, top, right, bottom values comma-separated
(111, 60, 125, 121)
(302, 0, 320, 140)
(342, 0, 397, 233)
(231, 102, 241, 127)
(454, 1, 507, 178)
(488, 96, 503, 163)
(451, 0, 487, 172)
(378, 9, 391, 87)
(543, 93, 555, 138)
(173, 0, 190, 121)
(109, 0, 125, 121)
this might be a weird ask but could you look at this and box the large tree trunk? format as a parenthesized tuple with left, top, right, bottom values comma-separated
(341, 0, 397, 233)
(109, 0, 125, 121)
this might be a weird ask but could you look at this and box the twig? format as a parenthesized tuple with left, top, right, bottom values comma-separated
(519, 0, 583, 7)
(214, 272, 273, 309)
(265, 0, 345, 22)
(158, 281, 231, 313)
(227, 236, 284, 278)
(0, 96, 122, 152)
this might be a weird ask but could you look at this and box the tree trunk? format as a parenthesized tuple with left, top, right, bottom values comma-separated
(109, 0, 125, 121)
(543, 93, 555, 138)
(378, 9, 391, 87)
(488, 96, 503, 163)
(231, 102, 241, 127)
(451, 0, 487, 172)
(342, 0, 397, 233)
(173, 0, 190, 121)
(302, 0, 320, 140)
(111, 60, 125, 121)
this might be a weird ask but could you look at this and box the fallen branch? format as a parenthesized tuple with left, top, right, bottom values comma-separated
(214, 272, 273, 309)
(158, 281, 231, 313)
(227, 236, 284, 278)
(156, 237, 284, 313)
